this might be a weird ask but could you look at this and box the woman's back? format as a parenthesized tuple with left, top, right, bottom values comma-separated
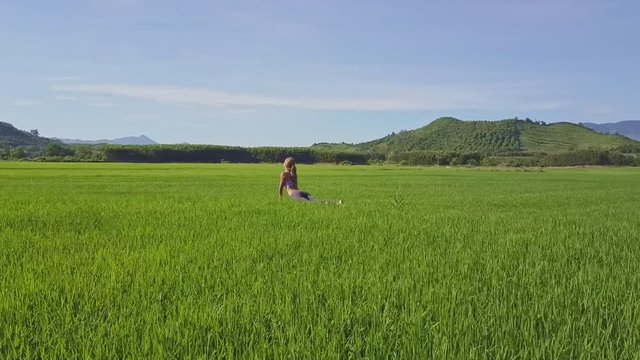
(283, 171, 297, 190)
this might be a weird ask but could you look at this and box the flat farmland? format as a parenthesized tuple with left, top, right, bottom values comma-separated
(1, 163, 639, 358)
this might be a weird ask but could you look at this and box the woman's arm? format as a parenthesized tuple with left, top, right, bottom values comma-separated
(278, 172, 286, 199)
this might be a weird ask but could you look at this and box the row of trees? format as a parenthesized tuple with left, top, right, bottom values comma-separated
(101, 145, 383, 164)
(388, 149, 639, 167)
(0, 144, 104, 161)
(100, 145, 640, 167)
(3, 143, 639, 167)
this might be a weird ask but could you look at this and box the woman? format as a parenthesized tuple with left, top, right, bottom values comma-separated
(278, 157, 313, 201)
(278, 157, 342, 204)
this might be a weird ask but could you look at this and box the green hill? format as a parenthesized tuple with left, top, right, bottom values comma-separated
(0, 121, 56, 148)
(334, 117, 639, 155)
(518, 122, 639, 153)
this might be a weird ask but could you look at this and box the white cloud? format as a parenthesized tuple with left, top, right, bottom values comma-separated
(51, 82, 565, 112)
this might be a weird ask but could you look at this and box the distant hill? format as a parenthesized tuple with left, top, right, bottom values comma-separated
(0, 121, 58, 148)
(314, 117, 639, 154)
(56, 135, 157, 145)
(582, 121, 640, 141)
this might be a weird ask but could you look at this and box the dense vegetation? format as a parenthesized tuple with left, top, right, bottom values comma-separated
(519, 121, 638, 153)
(0, 121, 60, 158)
(359, 117, 523, 153)
(2, 118, 640, 166)
(323, 117, 640, 166)
(351, 117, 640, 154)
(1, 163, 639, 358)
(101, 145, 381, 165)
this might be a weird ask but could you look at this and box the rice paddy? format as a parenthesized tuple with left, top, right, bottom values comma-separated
(1, 162, 639, 358)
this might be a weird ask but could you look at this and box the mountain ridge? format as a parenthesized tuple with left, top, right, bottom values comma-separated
(54, 135, 158, 145)
(581, 120, 640, 141)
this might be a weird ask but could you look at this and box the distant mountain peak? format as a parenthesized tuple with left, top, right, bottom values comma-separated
(581, 120, 640, 141)
(56, 135, 158, 145)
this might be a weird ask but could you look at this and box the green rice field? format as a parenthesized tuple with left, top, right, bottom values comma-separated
(1, 162, 639, 358)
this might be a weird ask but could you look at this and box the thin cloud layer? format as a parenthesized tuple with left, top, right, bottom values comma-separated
(52, 83, 563, 112)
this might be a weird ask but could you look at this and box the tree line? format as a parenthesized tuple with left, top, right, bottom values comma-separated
(100, 145, 383, 164)
(387, 149, 640, 167)
(2, 143, 639, 167)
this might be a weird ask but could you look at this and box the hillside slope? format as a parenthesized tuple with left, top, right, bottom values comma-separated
(519, 122, 636, 153)
(359, 117, 520, 153)
(0, 121, 57, 148)
(351, 117, 639, 154)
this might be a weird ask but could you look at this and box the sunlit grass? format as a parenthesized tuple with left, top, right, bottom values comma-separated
(1, 163, 639, 358)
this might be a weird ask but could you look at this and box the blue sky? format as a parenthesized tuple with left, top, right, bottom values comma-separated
(1, 0, 638, 146)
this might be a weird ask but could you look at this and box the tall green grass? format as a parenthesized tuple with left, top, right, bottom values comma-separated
(1, 163, 639, 358)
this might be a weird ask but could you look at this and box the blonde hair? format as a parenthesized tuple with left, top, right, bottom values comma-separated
(284, 157, 297, 181)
